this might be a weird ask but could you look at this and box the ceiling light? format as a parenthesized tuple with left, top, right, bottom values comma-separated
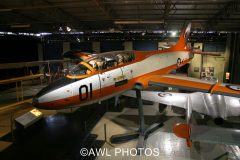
(171, 31, 177, 37)
(66, 26, 71, 32)
(114, 20, 164, 24)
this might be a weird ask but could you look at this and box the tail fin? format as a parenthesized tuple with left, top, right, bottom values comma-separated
(174, 23, 191, 50)
(174, 23, 222, 56)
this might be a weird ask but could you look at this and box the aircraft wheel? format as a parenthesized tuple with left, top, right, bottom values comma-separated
(214, 117, 224, 125)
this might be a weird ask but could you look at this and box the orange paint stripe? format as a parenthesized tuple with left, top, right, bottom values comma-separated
(151, 77, 211, 90)
(215, 85, 240, 95)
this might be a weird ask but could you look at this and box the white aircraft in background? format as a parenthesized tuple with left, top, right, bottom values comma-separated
(124, 90, 240, 147)
(33, 23, 240, 147)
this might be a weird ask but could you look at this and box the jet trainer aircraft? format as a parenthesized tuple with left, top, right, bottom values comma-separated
(33, 23, 240, 147)
(34, 23, 240, 109)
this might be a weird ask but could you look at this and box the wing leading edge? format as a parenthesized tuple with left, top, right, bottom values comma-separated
(137, 74, 240, 98)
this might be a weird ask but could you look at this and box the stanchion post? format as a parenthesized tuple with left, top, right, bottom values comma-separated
(84, 121, 87, 132)
(48, 61, 51, 83)
(104, 123, 107, 142)
(20, 80, 24, 101)
(10, 112, 14, 141)
(15, 82, 19, 101)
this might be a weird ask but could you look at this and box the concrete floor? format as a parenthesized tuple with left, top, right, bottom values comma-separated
(91, 102, 240, 160)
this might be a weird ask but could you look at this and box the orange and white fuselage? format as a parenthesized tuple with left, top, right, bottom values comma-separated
(33, 49, 192, 109)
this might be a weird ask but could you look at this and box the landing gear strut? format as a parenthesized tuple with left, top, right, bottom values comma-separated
(110, 89, 163, 155)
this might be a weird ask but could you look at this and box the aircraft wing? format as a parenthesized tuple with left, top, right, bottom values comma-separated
(123, 91, 240, 118)
(138, 74, 240, 98)
(123, 90, 188, 108)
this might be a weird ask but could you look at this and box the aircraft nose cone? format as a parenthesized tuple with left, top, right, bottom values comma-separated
(34, 77, 77, 109)
(36, 77, 75, 98)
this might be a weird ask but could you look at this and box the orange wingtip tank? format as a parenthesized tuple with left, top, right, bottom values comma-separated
(173, 123, 192, 147)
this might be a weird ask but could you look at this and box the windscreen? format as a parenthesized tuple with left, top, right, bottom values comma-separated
(68, 63, 91, 76)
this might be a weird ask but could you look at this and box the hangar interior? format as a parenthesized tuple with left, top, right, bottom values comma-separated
(0, 0, 240, 160)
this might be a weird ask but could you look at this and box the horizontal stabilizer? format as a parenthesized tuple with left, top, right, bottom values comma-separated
(191, 125, 240, 146)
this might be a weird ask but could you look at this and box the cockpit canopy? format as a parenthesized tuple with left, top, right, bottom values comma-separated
(87, 51, 135, 70)
(67, 51, 135, 77)
(68, 62, 92, 76)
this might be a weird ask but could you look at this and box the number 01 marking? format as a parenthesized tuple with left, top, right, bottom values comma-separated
(79, 83, 93, 101)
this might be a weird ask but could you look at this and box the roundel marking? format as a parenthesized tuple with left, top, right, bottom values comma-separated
(177, 58, 182, 67)
(158, 93, 172, 97)
(226, 85, 240, 92)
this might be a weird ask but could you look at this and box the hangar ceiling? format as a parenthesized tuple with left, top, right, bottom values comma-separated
(0, 0, 239, 33)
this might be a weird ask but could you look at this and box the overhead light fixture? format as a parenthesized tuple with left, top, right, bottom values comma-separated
(66, 26, 71, 32)
(114, 20, 164, 24)
(11, 24, 31, 28)
(77, 38, 80, 42)
(171, 31, 177, 37)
